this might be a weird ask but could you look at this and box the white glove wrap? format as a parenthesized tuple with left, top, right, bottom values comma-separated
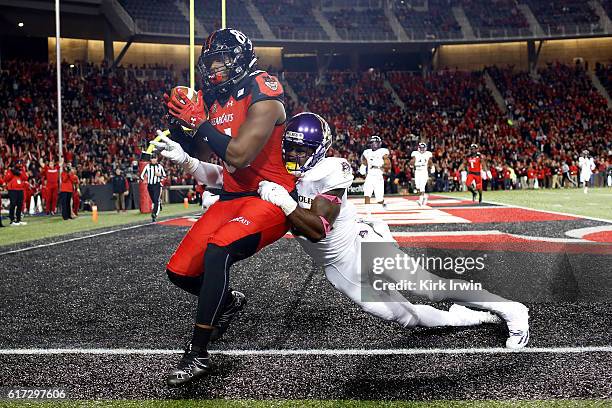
(258, 181, 298, 216)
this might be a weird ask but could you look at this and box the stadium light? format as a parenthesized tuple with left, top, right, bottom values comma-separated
(18, 22, 24, 27)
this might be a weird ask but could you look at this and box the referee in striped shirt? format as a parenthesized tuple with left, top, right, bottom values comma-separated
(140, 156, 167, 222)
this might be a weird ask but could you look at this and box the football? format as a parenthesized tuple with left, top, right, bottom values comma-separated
(170, 86, 198, 105)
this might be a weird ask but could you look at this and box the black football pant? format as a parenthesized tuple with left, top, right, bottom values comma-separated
(59, 191, 72, 220)
(147, 183, 161, 219)
(8, 190, 24, 224)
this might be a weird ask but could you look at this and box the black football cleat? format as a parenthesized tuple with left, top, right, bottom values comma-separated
(166, 343, 210, 387)
(210, 290, 247, 342)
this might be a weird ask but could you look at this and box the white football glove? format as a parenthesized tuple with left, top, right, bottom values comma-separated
(150, 131, 189, 166)
(358, 164, 367, 176)
(258, 180, 297, 216)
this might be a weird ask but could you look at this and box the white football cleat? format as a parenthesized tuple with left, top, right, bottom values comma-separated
(449, 304, 502, 325)
(503, 304, 530, 349)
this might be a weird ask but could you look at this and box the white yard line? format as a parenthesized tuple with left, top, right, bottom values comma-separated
(483, 200, 612, 224)
(0, 216, 186, 256)
(0, 346, 610, 356)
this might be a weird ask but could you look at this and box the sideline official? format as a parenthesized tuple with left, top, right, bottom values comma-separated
(140, 157, 166, 222)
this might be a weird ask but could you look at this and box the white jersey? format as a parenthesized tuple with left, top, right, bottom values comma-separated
(579, 156, 595, 176)
(362, 148, 389, 174)
(411, 150, 432, 173)
(294, 157, 358, 266)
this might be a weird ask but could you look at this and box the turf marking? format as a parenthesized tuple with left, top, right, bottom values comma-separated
(1, 346, 611, 356)
(0, 217, 186, 257)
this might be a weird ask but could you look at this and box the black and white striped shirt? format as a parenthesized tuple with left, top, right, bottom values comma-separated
(140, 163, 167, 185)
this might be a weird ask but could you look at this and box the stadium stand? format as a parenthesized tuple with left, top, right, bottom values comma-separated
(118, 0, 188, 35)
(323, 7, 396, 41)
(458, 0, 532, 38)
(0, 60, 191, 187)
(192, 0, 262, 39)
(595, 61, 612, 97)
(2, 59, 610, 193)
(392, 0, 462, 40)
(251, 0, 329, 40)
(525, 0, 603, 35)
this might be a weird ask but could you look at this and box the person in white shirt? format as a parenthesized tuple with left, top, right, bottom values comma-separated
(410, 142, 434, 206)
(360, 135, 390, 205)
(578, 150, 596, 194)
(153, 113, 530, 349)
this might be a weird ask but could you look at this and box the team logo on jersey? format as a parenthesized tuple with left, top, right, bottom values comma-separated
(230, 216, 251, 226)
(341, 161, 352, 177)
(210, 113, 234, 126)
(263, 75, 278, 91)
(359, 230, 369, 238)
(237, 88, 245, 97)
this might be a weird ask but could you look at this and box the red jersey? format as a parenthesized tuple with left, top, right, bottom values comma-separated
(203, 70, 295, 193)
(467, 154, 482, 173)
(60, 172, 78, 193)
(4, 168, 28, 191)
(43, 165, 60, 186)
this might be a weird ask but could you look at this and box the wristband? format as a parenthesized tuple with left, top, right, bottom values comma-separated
(182, 154, 199, 174)
(280, 198, 298, 216)
(319, 216, 332, 235)
(196, 122, 231, 161)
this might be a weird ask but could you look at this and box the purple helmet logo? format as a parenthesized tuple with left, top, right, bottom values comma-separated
(283, 112, 332, 176)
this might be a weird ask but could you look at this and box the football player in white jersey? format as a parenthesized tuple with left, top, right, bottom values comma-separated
(360, 135, 390, 205)
(152, 114, 530, 349)
(258, 113, 530, 349)
(410, 142, 434, 206)
(578, 150, 596, 194)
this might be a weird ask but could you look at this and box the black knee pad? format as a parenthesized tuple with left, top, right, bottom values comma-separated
(166, 269, 202, 296)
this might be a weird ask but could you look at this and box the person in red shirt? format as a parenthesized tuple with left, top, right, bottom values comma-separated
(527, 166, 536, 189)
(464, 144, 485, 203)
(71, 168, 81, 217)
(5, 161, 29, 225)
(0, 172, 4, 227)
(160, 28, 296, 387)
(42, 159, 60, 214)
(59, 164, 78, 220)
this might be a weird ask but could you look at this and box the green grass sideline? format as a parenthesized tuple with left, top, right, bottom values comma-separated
(0, 203, 198, 247)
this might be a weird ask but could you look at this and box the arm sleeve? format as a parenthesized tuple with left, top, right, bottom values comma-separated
(160, 166, 167, 177)
(183, 156, 224, 188)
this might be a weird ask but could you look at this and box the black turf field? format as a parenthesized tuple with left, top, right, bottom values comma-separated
(0, 210, 611, 401)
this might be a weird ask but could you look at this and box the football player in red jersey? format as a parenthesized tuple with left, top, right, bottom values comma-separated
(161, 28, 295, 387)
(465, 144, 486, 203)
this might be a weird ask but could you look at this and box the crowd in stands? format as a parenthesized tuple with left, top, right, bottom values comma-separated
(0, 59, 194, 217)
(1, 59, 611, 219)
(595, 61, 612, 97)
(286, 64, 611, 192)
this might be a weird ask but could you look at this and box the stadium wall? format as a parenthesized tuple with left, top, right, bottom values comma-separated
(435, 37, 612, 71)
(48, 38, 283, 71)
